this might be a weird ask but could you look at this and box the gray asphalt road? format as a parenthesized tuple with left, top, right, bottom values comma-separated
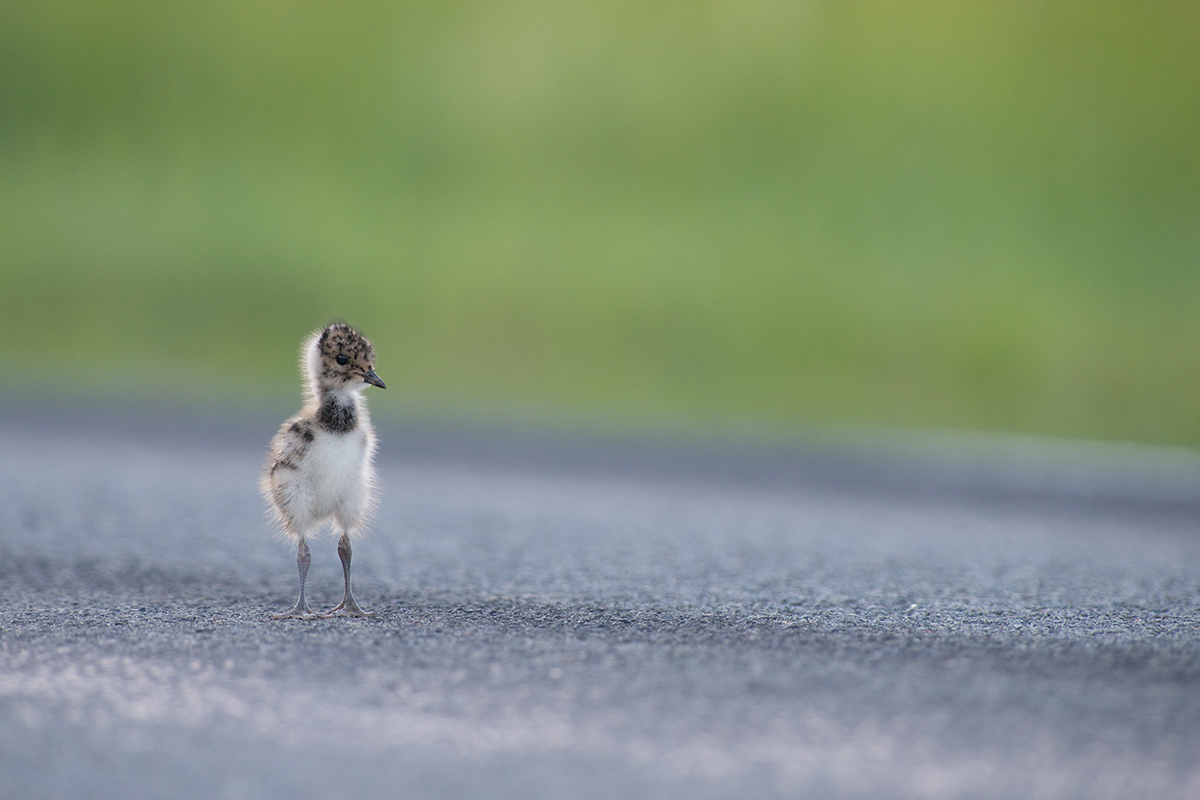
(1, 407, 1199, 799)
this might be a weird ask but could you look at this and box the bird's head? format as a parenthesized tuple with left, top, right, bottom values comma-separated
(305, 322, 386, 396)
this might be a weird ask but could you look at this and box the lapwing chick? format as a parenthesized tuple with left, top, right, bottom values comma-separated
(261, 323, 386, 619)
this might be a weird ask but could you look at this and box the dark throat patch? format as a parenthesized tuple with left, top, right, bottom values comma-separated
(317, 397, 358, 434)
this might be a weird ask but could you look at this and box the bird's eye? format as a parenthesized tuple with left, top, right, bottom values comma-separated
(336, 355, 348, 366)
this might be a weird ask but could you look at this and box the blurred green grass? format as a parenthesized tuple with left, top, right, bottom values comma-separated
(2, 1, 1198, 444)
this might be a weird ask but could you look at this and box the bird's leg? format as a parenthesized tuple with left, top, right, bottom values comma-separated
(272, 537, 320, 620)
(322, 532, 371, 617)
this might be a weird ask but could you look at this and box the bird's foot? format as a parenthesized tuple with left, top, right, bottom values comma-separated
(320, 597, 372, 618)
(271, 603, 322, 620)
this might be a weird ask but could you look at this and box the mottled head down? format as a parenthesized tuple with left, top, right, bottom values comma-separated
(302, 323, 386, 398)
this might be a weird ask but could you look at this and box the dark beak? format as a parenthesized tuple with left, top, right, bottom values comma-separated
(363, 369, 386, 389)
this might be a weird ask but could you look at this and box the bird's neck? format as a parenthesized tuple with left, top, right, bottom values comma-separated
(315, 390, 360, 434)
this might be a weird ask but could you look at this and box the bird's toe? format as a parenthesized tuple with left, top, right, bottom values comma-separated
(271, 606, 322, 620)
(321, 601, 372, 618)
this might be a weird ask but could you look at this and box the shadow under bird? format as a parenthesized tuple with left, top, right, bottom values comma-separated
(261, 322, 386, 619)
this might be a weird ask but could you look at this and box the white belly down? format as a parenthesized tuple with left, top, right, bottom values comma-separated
(289, 428, 373, 532)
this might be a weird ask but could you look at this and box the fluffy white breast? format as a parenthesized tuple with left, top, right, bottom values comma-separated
(304, 426, 372, 512)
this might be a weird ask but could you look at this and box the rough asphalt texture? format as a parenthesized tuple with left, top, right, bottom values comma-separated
(1, 407, 1199, 799)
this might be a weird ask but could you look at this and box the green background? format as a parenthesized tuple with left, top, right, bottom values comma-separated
(2, 1, 1198, 444)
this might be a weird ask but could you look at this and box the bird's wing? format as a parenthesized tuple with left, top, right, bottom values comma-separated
(268, 417, 316, 475)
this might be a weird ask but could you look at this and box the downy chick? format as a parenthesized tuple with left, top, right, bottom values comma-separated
(262, 322, 386, 619)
